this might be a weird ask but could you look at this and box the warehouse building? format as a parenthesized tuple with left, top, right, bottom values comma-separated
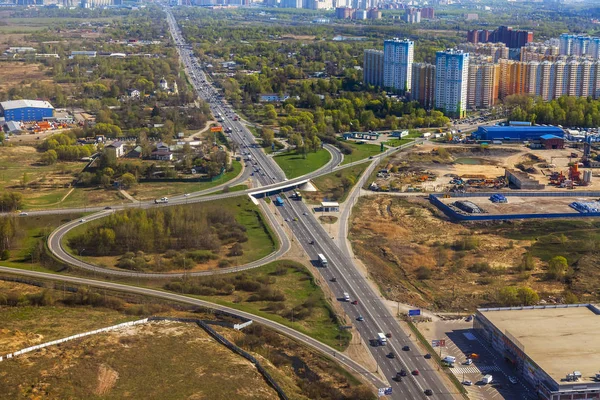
(475, 305, 600, 400)
(505, 168, 545, 189)
(0, 100, 54, 122)
(473, 125, 564, 142)
(539, 134, 565, 149)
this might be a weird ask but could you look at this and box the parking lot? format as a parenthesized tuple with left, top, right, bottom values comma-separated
(418, 317, 536, 400)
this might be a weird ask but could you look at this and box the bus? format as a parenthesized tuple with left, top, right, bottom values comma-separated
(275, 196, 284, 206)
(317, 253, 328, 267)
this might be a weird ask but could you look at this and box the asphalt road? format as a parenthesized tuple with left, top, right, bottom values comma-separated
(0, 265, 385, 390)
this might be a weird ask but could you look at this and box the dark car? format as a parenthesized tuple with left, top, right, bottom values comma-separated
(387, 352, 395, 359)
(424, 353, 431, 359)
(399, 369, 407, 376)
(403, 345, 410, 351)
(466, 315, 473, 322)
(351, 300, 358, 305)
(330, 277, 337, 282)
(385, 333, 392, 338)
(412, 370, 419, 376)
(393, 375, 402, 382)
(425, 389, 433, 396)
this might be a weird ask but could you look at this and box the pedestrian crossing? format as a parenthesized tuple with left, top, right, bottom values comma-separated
(450, 365, 501, 375)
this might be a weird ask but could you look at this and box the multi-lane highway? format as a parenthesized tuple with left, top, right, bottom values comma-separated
(39, 8, 456, 399)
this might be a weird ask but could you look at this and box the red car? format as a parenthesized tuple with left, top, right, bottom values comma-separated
(351, 300, 358, 305)
(412, 370, 420, 376)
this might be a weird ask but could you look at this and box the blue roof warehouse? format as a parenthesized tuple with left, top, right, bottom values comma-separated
(473, 125, 565, 142)
(0, 100, 54, 122)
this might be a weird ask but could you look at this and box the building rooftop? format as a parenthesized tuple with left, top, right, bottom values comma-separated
(106, 141, 124, 148)
(321, 201, 340, 207)
(1, 100, 54, 111)
(479, 125, 564, 133)
(540, 134, 563, 140)
(479, 305, 600, 384)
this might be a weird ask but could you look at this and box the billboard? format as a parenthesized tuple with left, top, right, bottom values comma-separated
(210, 126, 222, 132)
(408, 309, 421, 316)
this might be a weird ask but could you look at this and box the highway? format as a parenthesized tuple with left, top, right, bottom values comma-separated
(40, 7, 455, 399)
(0, 266, 386, 390)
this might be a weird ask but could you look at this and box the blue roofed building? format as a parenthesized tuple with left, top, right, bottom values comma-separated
(473, 125, 564, 142)
(0, 100, 54, 122)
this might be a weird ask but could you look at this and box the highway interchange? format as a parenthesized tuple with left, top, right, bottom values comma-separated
(4, 9, 457, 400)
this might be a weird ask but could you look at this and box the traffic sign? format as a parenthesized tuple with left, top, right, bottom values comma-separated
(432, 340, 439, 347)
(439, 339, 446, 347)
(408, 309, 421, 317)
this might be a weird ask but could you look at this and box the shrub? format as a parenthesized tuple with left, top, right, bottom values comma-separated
(0, 249, 9, 260)
(416, 266, 432, 280)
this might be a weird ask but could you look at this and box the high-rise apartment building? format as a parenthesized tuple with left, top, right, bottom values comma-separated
(467, 60, 500, 109)
(467, 26, 533, 49)
(420, 7, 434, 19)
(383, 38, 414, 94)
(458, 42, 509, 63)
(404, 7, 421, 23)
(411, 63, 436, 109)
(559, 34, 600, 59)
(363, 49, 384, 87)
(520, 42, 560, 62)
(435, 49, 469, 118)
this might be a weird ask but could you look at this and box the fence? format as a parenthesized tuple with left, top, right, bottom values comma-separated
(148, 317, 287, 400)
(0, 318, 148, 362)
(429, 193, 600, 221)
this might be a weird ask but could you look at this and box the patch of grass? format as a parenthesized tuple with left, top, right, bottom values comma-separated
(308, 164, 367, 203)
(273, 148, 331, 179)
(210, 184, 248, 195)
(130, 160, 242, 200)
(383, 138, 411, 147)
(340, 141, 382, 165)
(167, 260, 350, 350)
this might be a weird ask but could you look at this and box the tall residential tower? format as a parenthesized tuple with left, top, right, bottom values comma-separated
(383, 38, 414, 94)
(435, 49, 469, 118)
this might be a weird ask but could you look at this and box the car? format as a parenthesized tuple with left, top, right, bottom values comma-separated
(104, 206, 112, 210)
(412, 370, 419, 376)
(424, 389, 433, 396)
(79, 219, 86, 223)
(509, 376, 518, 384)
(385, 333, 392, 338)
(18, 212, 28, 216)
(330, 277, 336, 282)
(303, 212, 308, 216)
(393, 375, 402, 382)
(465, 358, 473, 365)
(357, 315, 364, 321)
(351, 300, 358, 305)
(387, 352, 395, 359)
(465, 315, 473, 322)
(293, 217, 298, 221)
(463, 380, 473, 386)
(399, 369, 407, 376)
(424, 353, 431, 359)
(402, 345, 410, 351)
(184, 193, 190, 197)
(309, 240, 315, 245)
(284, 218, 289, 222)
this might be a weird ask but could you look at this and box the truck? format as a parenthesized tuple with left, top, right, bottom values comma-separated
(292, 191, 302, 200)
(317, 253, 328, 267)
(377, 332, 387, 345)
(482, 375, 493, 384)
(154, 197, 168, 204)
(275, 196, 284, 206)
(343, 292, 350, 301)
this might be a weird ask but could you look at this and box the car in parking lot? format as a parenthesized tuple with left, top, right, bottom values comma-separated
(463, 380, 473, 386)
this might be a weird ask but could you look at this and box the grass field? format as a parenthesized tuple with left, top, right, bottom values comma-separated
(383, 138, 412, 147)
(306, 164, 367, 204)
(273, 148, 331, 179)
(170, 260, 350, 350)
(340, 141, 382, 165)
(63, 195, 276, 273)
(130, 160, 243, 200)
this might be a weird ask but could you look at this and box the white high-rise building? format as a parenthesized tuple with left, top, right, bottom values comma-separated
(559, 34, 600, 59)
(434, 49, 469, 118)
(383, 38, 414, 94)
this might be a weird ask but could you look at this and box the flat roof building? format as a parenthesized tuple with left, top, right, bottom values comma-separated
(474, 125, 564, 141)
(0, 100, 54, 122)
(476, 305, 600, 400)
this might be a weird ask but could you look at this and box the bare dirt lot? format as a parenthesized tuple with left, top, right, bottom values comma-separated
(440, 196, 590, 215)
(348, 195, 599, 311)
(0, 62, 50, 90)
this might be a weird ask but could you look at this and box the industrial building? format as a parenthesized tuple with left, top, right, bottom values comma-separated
(473, 125, 564, 142)
(539, 134, 565, 149)
(505, 168, 545, 189)
(475, 305, 600, 400)
(0, 100, 54, 122)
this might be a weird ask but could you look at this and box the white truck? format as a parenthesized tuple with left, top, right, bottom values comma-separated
(377, 332, 387, 345)
(343, 292, 350, 301)
(482, 374, 493, 384)
(154, 197, 169, 204)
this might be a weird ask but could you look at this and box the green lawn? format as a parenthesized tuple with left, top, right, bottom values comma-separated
(383, 138, 412, 147)
(174, 260, 350, 350)
(273, 148, 331, 179)
(340, 141, 382, 165)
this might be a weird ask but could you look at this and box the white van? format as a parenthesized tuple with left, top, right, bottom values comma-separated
(377, 332, 387, 345)
(482, 375, 493, 384)
(343, 292, 350, 302)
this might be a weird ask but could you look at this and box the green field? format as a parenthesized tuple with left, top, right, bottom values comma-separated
(341, 141, 382, 165)
(308, 164, 367, 203)
(170, 260, 350, 350)
(130, 160, 243, 200)
(383, 138, 412, 147)
(273, 148, 331, 179)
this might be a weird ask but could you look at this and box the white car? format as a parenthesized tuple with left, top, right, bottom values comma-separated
(19, 212, 28, 216)
(464, 358, 473, 365)
(184, 193, 190, 197)
(79, 219, 86, 223)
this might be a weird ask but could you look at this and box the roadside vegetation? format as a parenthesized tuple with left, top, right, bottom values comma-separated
(164, 260, 351, 350)
(305, 164, 367, 203)
(273, 148, 331, 179)
(339, 141, 382, 165)
(350, 196, 596, 311)
(66, 196, 276, 272)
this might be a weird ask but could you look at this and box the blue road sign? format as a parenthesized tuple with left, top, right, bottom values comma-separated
(408, 309, 421, 317)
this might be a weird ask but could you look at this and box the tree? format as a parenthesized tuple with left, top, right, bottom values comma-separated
(120, 173, 137, 189)
(518, 252, 535, 271)
(40, 150, 58, 165)
(547, 256, 568, 281)
(498, 286, 518, 306)
(517, 287, 539, 306)
(261, 128, 275, 147)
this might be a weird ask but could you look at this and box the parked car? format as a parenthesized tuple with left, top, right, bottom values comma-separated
(509, 376, 518, 384)
(463, 380, 473, 386)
